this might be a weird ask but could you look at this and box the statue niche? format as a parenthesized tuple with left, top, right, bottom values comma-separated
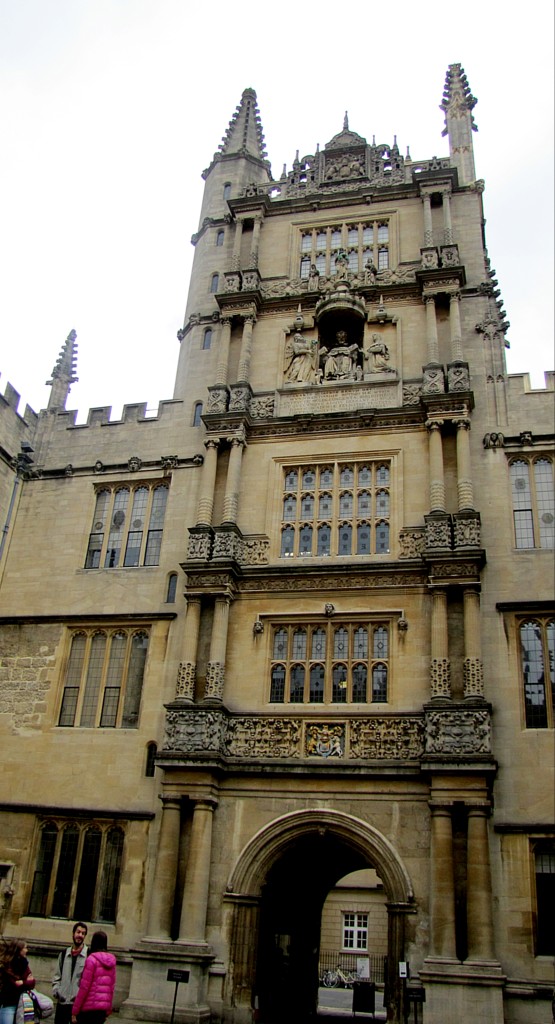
(283, 325, 366, 386)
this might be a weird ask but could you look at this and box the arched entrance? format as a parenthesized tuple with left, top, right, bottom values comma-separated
(225, 810, 415, 1024)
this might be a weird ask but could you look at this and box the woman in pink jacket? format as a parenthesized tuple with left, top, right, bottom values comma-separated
(71, 933, 116, 1024)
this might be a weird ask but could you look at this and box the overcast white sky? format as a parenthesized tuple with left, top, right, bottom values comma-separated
(0, 0, 553, 421)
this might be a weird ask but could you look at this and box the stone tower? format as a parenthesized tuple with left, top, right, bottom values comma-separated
(0, 66, 553, 1024)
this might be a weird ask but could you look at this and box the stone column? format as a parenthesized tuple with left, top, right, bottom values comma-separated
(178, 797, 218, 943)
(425, 296, 440, 363)
(146, 793, 182, 939)
(463, 588, 484, 699)
(430, 588, 451, 699)
(205, 596, 231, 702)
(429, 804, 458, 960)
(215, 317, 232, 387)
(422, 194, 433, 246)
(195, 438, 219, 526)
(231, 219, 244, 270)
(455, 417, 474, 511)
(237, 315, 255, 385)
(175, 597, 202, 702)
(222, 431, 246, 525)
(466, 805, 495, 961)
(442, 191, 453, 244)
(449, 292, 464, 361)
(249, 215, 262, 267)
(426, 419, 445, 512)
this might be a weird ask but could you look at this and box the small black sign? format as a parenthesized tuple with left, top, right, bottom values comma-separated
(407, 987, 426, 1003)
(167, 969, 190, 983)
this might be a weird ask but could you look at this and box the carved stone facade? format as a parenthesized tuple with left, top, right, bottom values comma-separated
(0, 67, 553, 1024)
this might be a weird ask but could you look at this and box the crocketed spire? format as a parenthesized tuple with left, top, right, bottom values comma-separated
(46, 328, 78, 410)
(219, 88, 268, 162)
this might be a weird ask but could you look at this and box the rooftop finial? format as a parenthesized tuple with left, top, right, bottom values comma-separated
(46, 329, 78, 411)
(343, 111, 349, 131)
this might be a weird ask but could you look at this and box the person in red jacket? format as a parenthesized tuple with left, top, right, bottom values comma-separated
(71, 933, 116, 1024)
(0, 939, 36, 1024)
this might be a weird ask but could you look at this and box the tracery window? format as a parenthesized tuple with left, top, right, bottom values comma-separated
(85, 484, 168, 569)
(280, 461, 390, 558)
(509, 456, 554, 549)
(298, 220, 389, 277)
(28, 819, 124, 923)
(518, 618, 555, 728)
(270, 620, 389, 704)
(58, 627, 149, 729)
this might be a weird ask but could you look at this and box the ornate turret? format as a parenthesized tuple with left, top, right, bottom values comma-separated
(203, 88, 271, 180)
(46, 328, 78, 410)
(440, 63, 478, 184)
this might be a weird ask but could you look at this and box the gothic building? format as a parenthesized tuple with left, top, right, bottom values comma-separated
(0, 64, 553, 1024)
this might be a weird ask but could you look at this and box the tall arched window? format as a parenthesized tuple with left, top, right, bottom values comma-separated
(193, 402, 203, 426)
(223, 183, 231, 200)
(202, 328, 213, 349)
(166, 573, 178, 603)
(216, 230, 225, 246)
(210, 273, 219, 293)
(145, 742, 157, 777)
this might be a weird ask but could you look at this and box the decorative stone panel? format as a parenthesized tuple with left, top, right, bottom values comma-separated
(399, 528, 425, 559)
(277, 381, 400, 418)
(424, 707, 491, 755)
(425, 515, 452, 551)
(453, 513, 481, 549)
(349, 718, 424, 759)
(447, 362, 470, 392)
(226, 717, 301, 758)
(422, 365, 445, 394)
(164, 709, 225, 752)
(463, 658, 484, 698)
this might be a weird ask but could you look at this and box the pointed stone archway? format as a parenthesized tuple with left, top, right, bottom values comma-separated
(223, 809, 416, 1024)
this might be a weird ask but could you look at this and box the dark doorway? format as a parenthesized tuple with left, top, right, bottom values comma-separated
(255, 830, 368, 1023)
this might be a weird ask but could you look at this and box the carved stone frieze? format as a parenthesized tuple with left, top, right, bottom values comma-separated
(241, 536, 270, 565)
(399, 529, 426, 559)
(421, 247, 439, 270)
(277, 381, 400, 418)
(226, 717, 301, 758)
(424, 708, 491, 754)
(224, 272, 241, 293)
(176, 662, 196, 701)
(213, 530, 242, 561)
(463, 658, 484, 698)
(430, 658, 451, 699)
(242, 270, 261, 291)
(205, 661, 225, 701)
(164, 709, 225, 752)
(349, 718, 424, 759)
(238, 570, 427, 593)
(440, 244, 460, 267)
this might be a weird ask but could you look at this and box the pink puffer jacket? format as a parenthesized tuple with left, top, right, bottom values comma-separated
(72, 952, 116, 1016)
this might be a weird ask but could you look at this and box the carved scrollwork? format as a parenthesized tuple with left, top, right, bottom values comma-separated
(250, 395, 275, 419)
(399, 529, 425, 559)
(226, 717, 301, 758)
(164, 709, 224, 752)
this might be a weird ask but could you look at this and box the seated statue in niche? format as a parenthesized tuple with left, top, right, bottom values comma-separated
(365, 332, 392, 373)
(283, 332, 318, 384)
(364, 258, 378, 284)
(319, 330, 360, 381)
(307, 263, 320, 291)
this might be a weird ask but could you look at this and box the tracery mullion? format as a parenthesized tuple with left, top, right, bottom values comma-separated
(44, 821, 64, 917)
(91, 827, 108, 922)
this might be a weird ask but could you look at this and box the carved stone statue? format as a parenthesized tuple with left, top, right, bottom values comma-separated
(364, 259, 377, 284)
(307, 263, 320, 291)
(284, 332, 318, 384)
(334, 249, 349, 279)
(365, 332, 391, 372)
(320, 330, 359, 380)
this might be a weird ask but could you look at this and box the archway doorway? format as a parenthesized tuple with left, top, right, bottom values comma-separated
(226, 810, 415, 1024)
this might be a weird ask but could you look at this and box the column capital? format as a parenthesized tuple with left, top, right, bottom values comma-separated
(204, 437, 220, 452)
(241, 312, 256, 325)
(193, 796, 219, 812)
(449, 290, 462, 303)
(159, 792, 183, 808)
(219, 315, 232, 327)
(454, 416, 471, 430)
(426, 418, 444, 432)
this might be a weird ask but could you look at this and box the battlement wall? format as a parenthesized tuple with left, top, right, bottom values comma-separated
(0, 378, 39, 459)
(505, 371, 555, 436)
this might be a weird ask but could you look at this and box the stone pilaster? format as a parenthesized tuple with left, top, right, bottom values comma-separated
(424, 296, 440, 364)
(429, 804, 458, 960)
(430, 589, 451, 700)
(422, 193, 433, 246)
(237, 315, 255, 385)
(449, 292, 463, 361)
(222, 430, 246, 525)
(463, 589, 484, 699)
(454, 417, 474, 511)
(175, 597, 202, 701)
(195, 438, 219, 527)
(442, 190, 453, 244)
(231, 218, 244, 270)
(466, 805, 496, 962)
(178, 797, 218, 943)
(426, 419, 446, 512)
(249, 215, 262, 267)
(146, 793, 182, 939)
(215, 316, 232, 387)
(204, 596, 231, 702)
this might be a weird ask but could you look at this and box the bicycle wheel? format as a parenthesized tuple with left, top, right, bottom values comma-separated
(323, 971, 339, 988)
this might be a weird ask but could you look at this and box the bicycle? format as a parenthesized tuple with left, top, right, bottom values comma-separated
(322, 965, 359, 988)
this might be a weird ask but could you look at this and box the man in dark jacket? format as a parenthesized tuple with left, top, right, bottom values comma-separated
(52, 923, 88, 1024)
